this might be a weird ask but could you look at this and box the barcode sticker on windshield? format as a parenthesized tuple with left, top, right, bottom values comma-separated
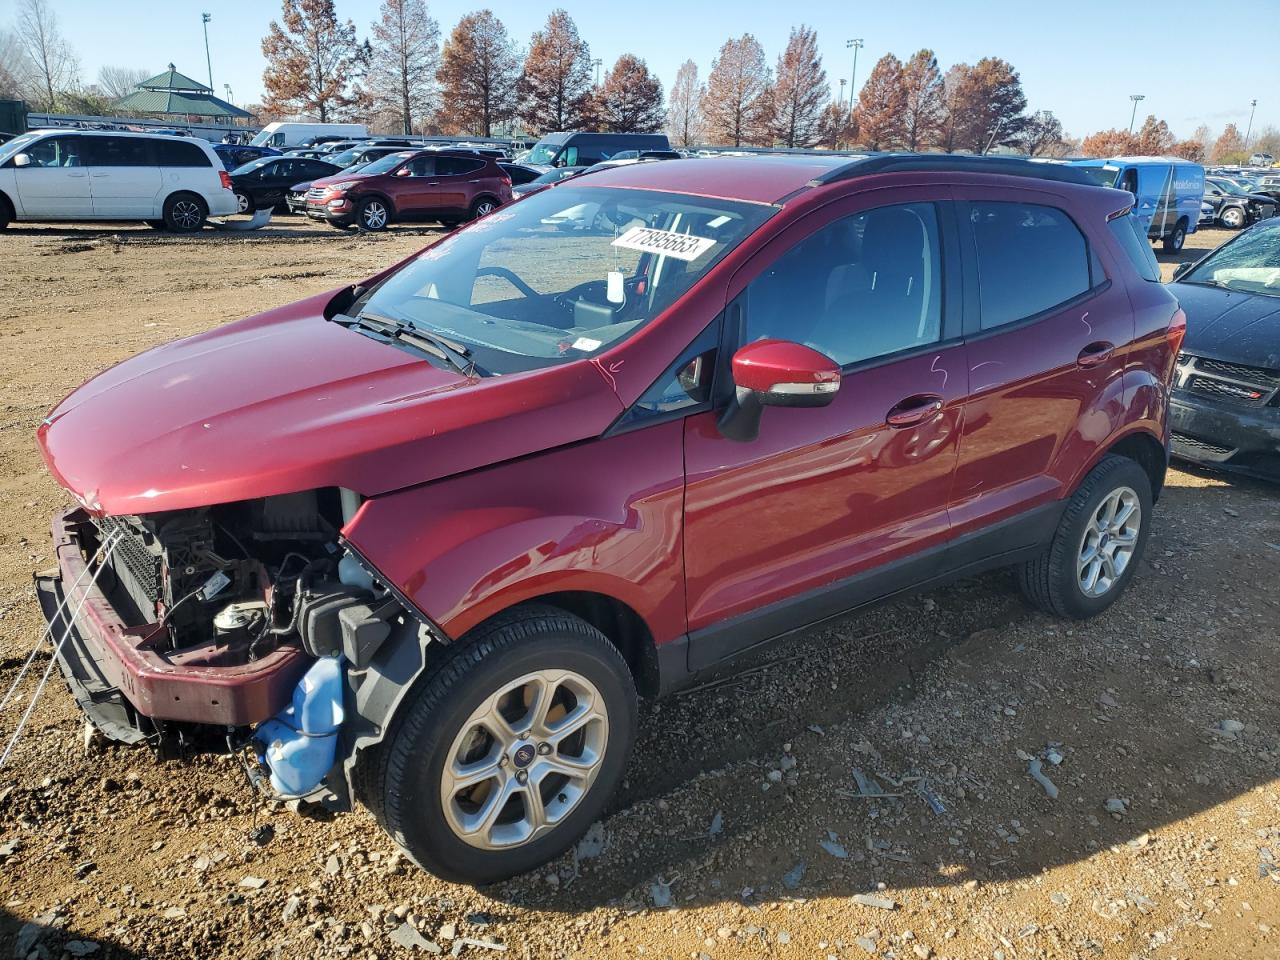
(611, 226, 716, 262)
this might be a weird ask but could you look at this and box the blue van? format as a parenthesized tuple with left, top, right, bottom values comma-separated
(1072, 157, 1205, 251)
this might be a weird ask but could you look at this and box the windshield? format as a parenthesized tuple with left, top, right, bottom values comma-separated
(248, 129, 275, 147)
(357, 185, 774, 374)
(353, 152, 411, 176)
(525, 140, 563, 165)
(531, 167, 576, 185)
(1078, 166, 1121, 188)
(232, 157, 275, 176)
(1211, 179, 1249, 196)
(1184, 221, 1280, 297)
(0, 132, 43, 164)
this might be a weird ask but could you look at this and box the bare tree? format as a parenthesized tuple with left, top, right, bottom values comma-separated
(518, 9, 593, 134)
(436, 9, 519, 136)
(595, 54, 664, 133)
(766, 25, 827, 148)
(1017, 109, 1064, 157)
(0, 30, 33, 101)
(261, 0, 362, 121)
(96, 65, 150, 101)
(15, 0, 79, 112)
(665, 59, 703, 147)
(900, 49, 943, 150)
(854, 54, 906, 150)
(365, 0, 440, 134)
(701, 34, 770, 147)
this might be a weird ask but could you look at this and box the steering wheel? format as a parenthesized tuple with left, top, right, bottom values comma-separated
(476, 265, 539, 299)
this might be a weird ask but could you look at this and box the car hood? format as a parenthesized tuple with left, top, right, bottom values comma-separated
(310, 172, 374, 189)
(38, 290, 624, 517)
(1172, 281, 1280, 368)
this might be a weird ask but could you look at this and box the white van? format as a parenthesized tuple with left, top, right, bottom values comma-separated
(0, 130, 238, 231)
(250, 122, 368, 150)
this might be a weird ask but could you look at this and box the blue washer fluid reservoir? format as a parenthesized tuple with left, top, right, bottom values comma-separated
(254, 654, 345, 797)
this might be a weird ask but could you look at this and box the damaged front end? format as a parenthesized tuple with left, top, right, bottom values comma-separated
(36, 487, 417, 801)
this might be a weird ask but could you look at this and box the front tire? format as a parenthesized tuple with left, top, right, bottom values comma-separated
(1220, 206, 1246, 229)
(1161, 220, 1186, 252)
(1017, 455, 1152, 619)
(162, 193, 207, 232)
(469, 197, 498, 221)
(357, 197, 390, 231)
(364, 605, 637, 885)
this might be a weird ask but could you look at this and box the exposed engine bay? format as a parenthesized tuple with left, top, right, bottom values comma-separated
(51, 488, 413, 799)
(91, 489, 386, 666)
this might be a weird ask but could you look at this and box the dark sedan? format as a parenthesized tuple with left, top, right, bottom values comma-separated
(230, 156, 342, 214)
(1203, 177, 1277, 230)
(510, 165, 587, 198)
(212, 143, 280, 170)
(1169, 218, 1280, 480)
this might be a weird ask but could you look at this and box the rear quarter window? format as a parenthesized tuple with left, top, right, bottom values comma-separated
(1107, 213, 1161, 282)
(155, 140, 212, 167)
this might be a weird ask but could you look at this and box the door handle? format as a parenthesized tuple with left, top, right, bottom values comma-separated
(66, 171, 88, 178)
(1077, 341, 1115, 368)
(89, 173, 109, 178)
(886, 394, 944, 428)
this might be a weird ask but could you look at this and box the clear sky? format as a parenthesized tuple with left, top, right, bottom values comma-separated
(35, 0, 1279, 140)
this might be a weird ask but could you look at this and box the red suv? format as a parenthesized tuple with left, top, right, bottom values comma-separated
(304, 148, 512, 231)
(36, 155, 1183, 884)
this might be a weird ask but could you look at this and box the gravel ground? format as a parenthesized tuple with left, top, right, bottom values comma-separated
(0, 220, 1275, 960)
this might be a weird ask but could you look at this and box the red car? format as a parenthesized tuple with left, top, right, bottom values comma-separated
(304, 148, 512, 231)
(36, 154, 1183, 884)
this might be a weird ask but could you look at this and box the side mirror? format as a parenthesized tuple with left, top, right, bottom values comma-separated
(1173, 262, 1193, 280)
(13, 153, 31, 168)
(718, 339, 841, 442)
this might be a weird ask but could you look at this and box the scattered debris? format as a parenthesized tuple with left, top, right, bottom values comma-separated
(1104, 798, 1128, 815)
(391, 921, 443, 954)
(649, 878, 672, 908)
(1027, 758, 1060, 799)
(450, 937, 507, 956)
(851, 893, 897, 910)
(575, 821, 606, 860)
(782, 862, 806, 889)
(238, 876, 267, 890)
(819, 838, 849, 859)
(707, 811, 723, 837)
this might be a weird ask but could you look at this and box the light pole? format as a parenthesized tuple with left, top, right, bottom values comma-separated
(838, 77, 847, 109)
(592, 58, 603, 87)
(846, 38, 863, 123)
(1244, 98, 1258, 149)
(1127, 93, 1145, 135)
(223, 84, 233, 106)
(201, 13, 213, 91)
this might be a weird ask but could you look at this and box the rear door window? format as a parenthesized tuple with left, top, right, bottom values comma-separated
(436, 156, 485, 177)
(968, 201, 1093, 330)
(1108, 213, 1160, 281)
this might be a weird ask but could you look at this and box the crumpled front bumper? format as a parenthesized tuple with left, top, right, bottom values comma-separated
(36, 509, 312, 740)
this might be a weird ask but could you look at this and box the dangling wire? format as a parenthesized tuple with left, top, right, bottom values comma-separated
(0, 531, 121, 712)
(0, 532, 122, 768)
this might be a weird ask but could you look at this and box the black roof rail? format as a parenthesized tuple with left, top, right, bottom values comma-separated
(812, 152, 1101, 188)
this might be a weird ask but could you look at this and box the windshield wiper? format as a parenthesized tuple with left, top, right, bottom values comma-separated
(333, 311, 485, 377)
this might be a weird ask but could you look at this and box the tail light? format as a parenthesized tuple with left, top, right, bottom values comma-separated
(219, 170, 233, 191)
(1167, 307, 1187, 355)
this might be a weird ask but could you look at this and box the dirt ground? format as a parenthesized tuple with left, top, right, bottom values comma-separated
(0, 219, 1275, 960)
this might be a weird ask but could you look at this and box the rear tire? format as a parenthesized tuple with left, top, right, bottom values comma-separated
(1161, 220, 1186, 252)
(363, 604, 637, 885)
(162, 193, 207, 232)
(235, 191, 254, 215)
(1017, 455, 1152, 620)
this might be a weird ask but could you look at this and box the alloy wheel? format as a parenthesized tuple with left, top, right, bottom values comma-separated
(1076, 486, 1141, 598)
(172, 200, 202, 230)
(474, 200, 495, 218)
(439, 669, 609, 850)
(236, 193, 251, 214)
(362, 201, 388, 229)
